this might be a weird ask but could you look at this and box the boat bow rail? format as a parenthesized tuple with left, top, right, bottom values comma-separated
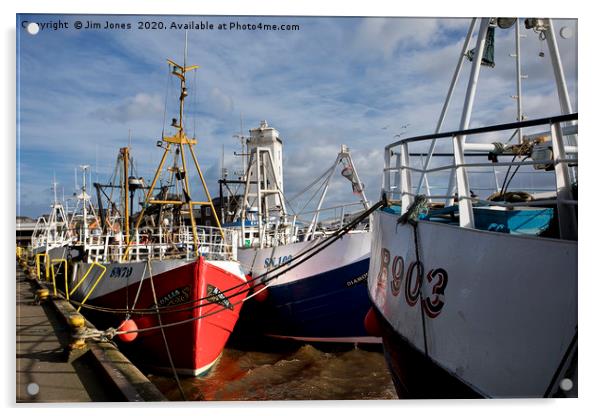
(82, 224, 238, 263)
(383, 113, 578, 240)
(31, 205, 74, 251)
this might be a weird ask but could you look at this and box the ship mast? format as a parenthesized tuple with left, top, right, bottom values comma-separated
(123, 34, 225, 260)
(80, 165, 90, 241)
(121, 146, 130, 245)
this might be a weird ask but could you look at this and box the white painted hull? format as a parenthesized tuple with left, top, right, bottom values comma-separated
(70, 258, 190, 301)
(236, 231, 375, 342)
(368, 209, 577, 397)
(237, 231, 371, 286)
(70, 258, 246, 302)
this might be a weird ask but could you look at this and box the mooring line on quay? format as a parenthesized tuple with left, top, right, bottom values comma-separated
(15, 262, 167, 402)
(63, 196, 386, 341)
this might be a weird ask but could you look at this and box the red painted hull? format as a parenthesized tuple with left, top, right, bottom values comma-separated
(88, 257, 249, 376)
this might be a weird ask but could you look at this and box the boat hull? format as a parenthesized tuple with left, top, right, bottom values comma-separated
(70, 257, 249, 376)
(375, 305, 482, 398)
(368, 209, 577, 398)
(237, 231, 379, 343)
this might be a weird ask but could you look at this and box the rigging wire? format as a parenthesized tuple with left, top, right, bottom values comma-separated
(280, 187, 298, 218)
(288, 162, 336, 203)
(193, 68, 197, 139)
(501, 155, 530, 196)
(498, 140, 531, 197)
(147, 259, 187, 401)
(498, 154, 518, 196)
(161, 63, 170, 139)
(296, 163, 337, 218)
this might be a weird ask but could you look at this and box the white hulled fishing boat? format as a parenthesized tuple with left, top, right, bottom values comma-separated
(365, 18, 577, 398)
(31, 178, 76, 260)
(220, 121, 377, 343)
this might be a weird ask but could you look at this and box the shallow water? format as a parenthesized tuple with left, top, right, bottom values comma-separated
(147, 340, 397, 401)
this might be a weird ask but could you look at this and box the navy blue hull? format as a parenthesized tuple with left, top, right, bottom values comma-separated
(253, 258, 375, 342)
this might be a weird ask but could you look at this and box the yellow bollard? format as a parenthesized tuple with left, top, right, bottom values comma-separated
(68, 313, 86, 329)
(35, 288, 50, 303)
(69, 337, 87, 350)
(68, 313, 87, 350)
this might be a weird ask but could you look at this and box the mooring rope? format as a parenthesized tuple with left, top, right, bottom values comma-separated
(411, 221, 429, 357)
(396, 194, 429, 356)
(148, 259, 187, 401)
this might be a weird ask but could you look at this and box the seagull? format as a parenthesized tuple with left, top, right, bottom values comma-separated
(393, 132, 406, 138)
(381, 125, 389, 130)
(400, 123, 411, 129)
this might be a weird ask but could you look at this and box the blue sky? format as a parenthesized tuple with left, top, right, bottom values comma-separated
(16, 15, 578, 218)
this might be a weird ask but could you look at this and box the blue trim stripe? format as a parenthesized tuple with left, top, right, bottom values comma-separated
(261, 258, 372, 340)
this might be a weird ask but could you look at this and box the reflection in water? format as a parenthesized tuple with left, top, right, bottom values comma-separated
(147, 340, 397, 401)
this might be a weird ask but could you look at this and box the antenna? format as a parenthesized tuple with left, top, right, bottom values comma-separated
(511, 18, 527, 143)
(95, 143, 99, 183)
(221, 143, 225, 178)
(79, 164, 91, 240)
(232, 113, 247, 178)
(240, 113, 245, 175)
(184, 30, 188, 70)
(52, 171, 58, 205)
(79, 165, 90, 192)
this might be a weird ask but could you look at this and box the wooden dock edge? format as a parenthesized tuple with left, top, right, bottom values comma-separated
(27, 271, 168, 402)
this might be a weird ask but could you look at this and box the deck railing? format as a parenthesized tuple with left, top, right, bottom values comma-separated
(383, 113, 578, 239)
(83, 225, 238, 263)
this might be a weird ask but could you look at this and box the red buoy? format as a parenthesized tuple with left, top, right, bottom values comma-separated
(363, 307, 382, 337)
(253, 283, 269, 302)
(117, 319, 138, 343)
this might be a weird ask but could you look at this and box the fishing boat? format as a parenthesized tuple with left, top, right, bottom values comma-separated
(64, 49, 249, 376)
(30, 170, 103, 272)
(31, 178, 76, 260)
(365, 18, 577, 398)
(219, 121, 377, 343)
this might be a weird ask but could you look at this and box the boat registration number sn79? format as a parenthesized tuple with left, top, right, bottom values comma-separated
(109, 266, 134, 278)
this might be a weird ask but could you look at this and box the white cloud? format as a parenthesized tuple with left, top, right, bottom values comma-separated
(352, 18, 471, 60)
(16, 16, 578, 218)
(209, 87, 235, 114)
(91, 93, 164, 123)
